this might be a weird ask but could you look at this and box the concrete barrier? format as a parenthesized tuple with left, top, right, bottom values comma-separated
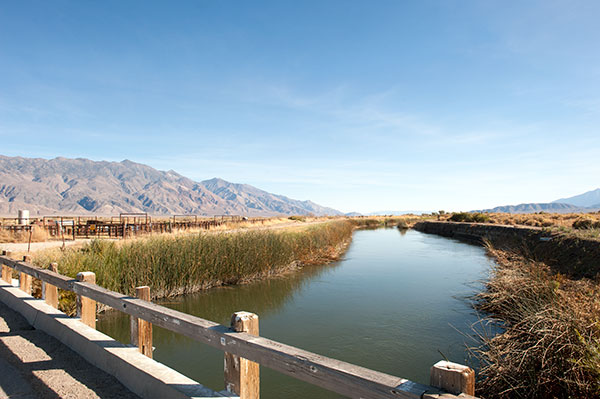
(0, 280, 235, 399)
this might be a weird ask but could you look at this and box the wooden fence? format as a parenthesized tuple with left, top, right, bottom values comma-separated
(1, 214, 253, 239)
(0, 251, 477, 399)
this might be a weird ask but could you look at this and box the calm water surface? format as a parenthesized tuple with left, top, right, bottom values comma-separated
(97, 228, 492, 398)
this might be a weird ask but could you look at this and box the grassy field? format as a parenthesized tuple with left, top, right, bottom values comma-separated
(33, 219, 355, 314)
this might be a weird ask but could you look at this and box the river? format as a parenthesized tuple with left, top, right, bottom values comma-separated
(97, 228, 492, 398)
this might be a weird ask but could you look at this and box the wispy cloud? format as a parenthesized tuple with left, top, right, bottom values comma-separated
(227, 81, 515, 148)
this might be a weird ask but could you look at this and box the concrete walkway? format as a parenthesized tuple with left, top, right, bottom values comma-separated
(0, 301, 139, 399)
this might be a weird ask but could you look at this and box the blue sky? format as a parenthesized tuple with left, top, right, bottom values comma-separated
(1, 1, 599, 213)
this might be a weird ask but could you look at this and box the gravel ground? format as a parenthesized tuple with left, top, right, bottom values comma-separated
(0, 301, 140, 399)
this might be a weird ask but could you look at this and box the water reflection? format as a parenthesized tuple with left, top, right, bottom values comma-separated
(98, 260, 336, 344)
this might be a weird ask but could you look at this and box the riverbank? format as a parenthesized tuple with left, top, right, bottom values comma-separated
(414, 220, 600, 398)
(32, 220, 355, 314)
(414, 220, 600, 278)
(474, 246, 600, 398)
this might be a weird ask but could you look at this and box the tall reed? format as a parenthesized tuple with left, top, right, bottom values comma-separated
(34, 220, 354, 299)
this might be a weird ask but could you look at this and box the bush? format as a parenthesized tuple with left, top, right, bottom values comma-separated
(573, 218, 600, 230)
(288, 215, 306, 222)
(449, 212, 490, 223)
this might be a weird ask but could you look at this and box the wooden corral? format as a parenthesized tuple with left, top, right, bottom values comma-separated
(2, 214, 251, 240)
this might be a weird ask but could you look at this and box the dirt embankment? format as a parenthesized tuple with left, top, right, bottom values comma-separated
(413, 221, 600, 279)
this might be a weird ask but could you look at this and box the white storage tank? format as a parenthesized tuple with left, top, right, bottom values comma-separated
(18, 210, 30, 225)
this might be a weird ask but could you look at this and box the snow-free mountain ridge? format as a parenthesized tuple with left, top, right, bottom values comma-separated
(553, 188, 600, 208)
(0, 155, 341, 217)
(473, 188, 600, 214)
(473, 202, 593, 214)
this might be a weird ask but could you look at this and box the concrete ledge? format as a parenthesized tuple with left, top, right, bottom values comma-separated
(0, 281, 237, 399)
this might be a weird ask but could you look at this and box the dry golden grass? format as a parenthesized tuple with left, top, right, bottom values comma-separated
(473, 246, 600, 398)
(440, 212, 600, 229)
(438, 212, 600, 240)
(0, 226, 48, 243)
(207, 216, 299, 231)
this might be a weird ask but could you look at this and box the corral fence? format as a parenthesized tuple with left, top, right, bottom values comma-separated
(1, 214, 256, 240)
(0, 251, 478, 399)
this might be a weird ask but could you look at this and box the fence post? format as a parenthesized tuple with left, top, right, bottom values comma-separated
(1, 250, 11, 283)
(76, 272, 96, 329)
(224, 311, 260, 399)
(20, 255, 32, 294)
(130, 311, 138, 347)
(430, 360, 475, 396)
(131, 286, 153, 358)
(42, 262, 59, 309)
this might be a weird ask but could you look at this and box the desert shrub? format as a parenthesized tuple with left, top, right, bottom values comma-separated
(573, 218, 600, 230)
(396, 220, 409, 229)
(288, 215, 306, 222)
(449, 212, 490, 223)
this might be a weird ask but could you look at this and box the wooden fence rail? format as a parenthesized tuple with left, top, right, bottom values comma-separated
(0, 252, 477, 399)
(2, 215, 250, 239)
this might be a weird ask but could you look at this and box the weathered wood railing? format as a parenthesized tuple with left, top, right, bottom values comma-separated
(0, 251, 477, 399)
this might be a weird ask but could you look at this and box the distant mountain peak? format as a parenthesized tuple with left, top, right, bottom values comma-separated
(202, 177, 229, 186)
(553, 188, 600, 208)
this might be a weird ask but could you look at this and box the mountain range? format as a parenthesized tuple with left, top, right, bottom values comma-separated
(0, 155, 342, 217)
(473, 202, 593, 214)
(2, 155, 598, 217)
(474, 188, 600, 214)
